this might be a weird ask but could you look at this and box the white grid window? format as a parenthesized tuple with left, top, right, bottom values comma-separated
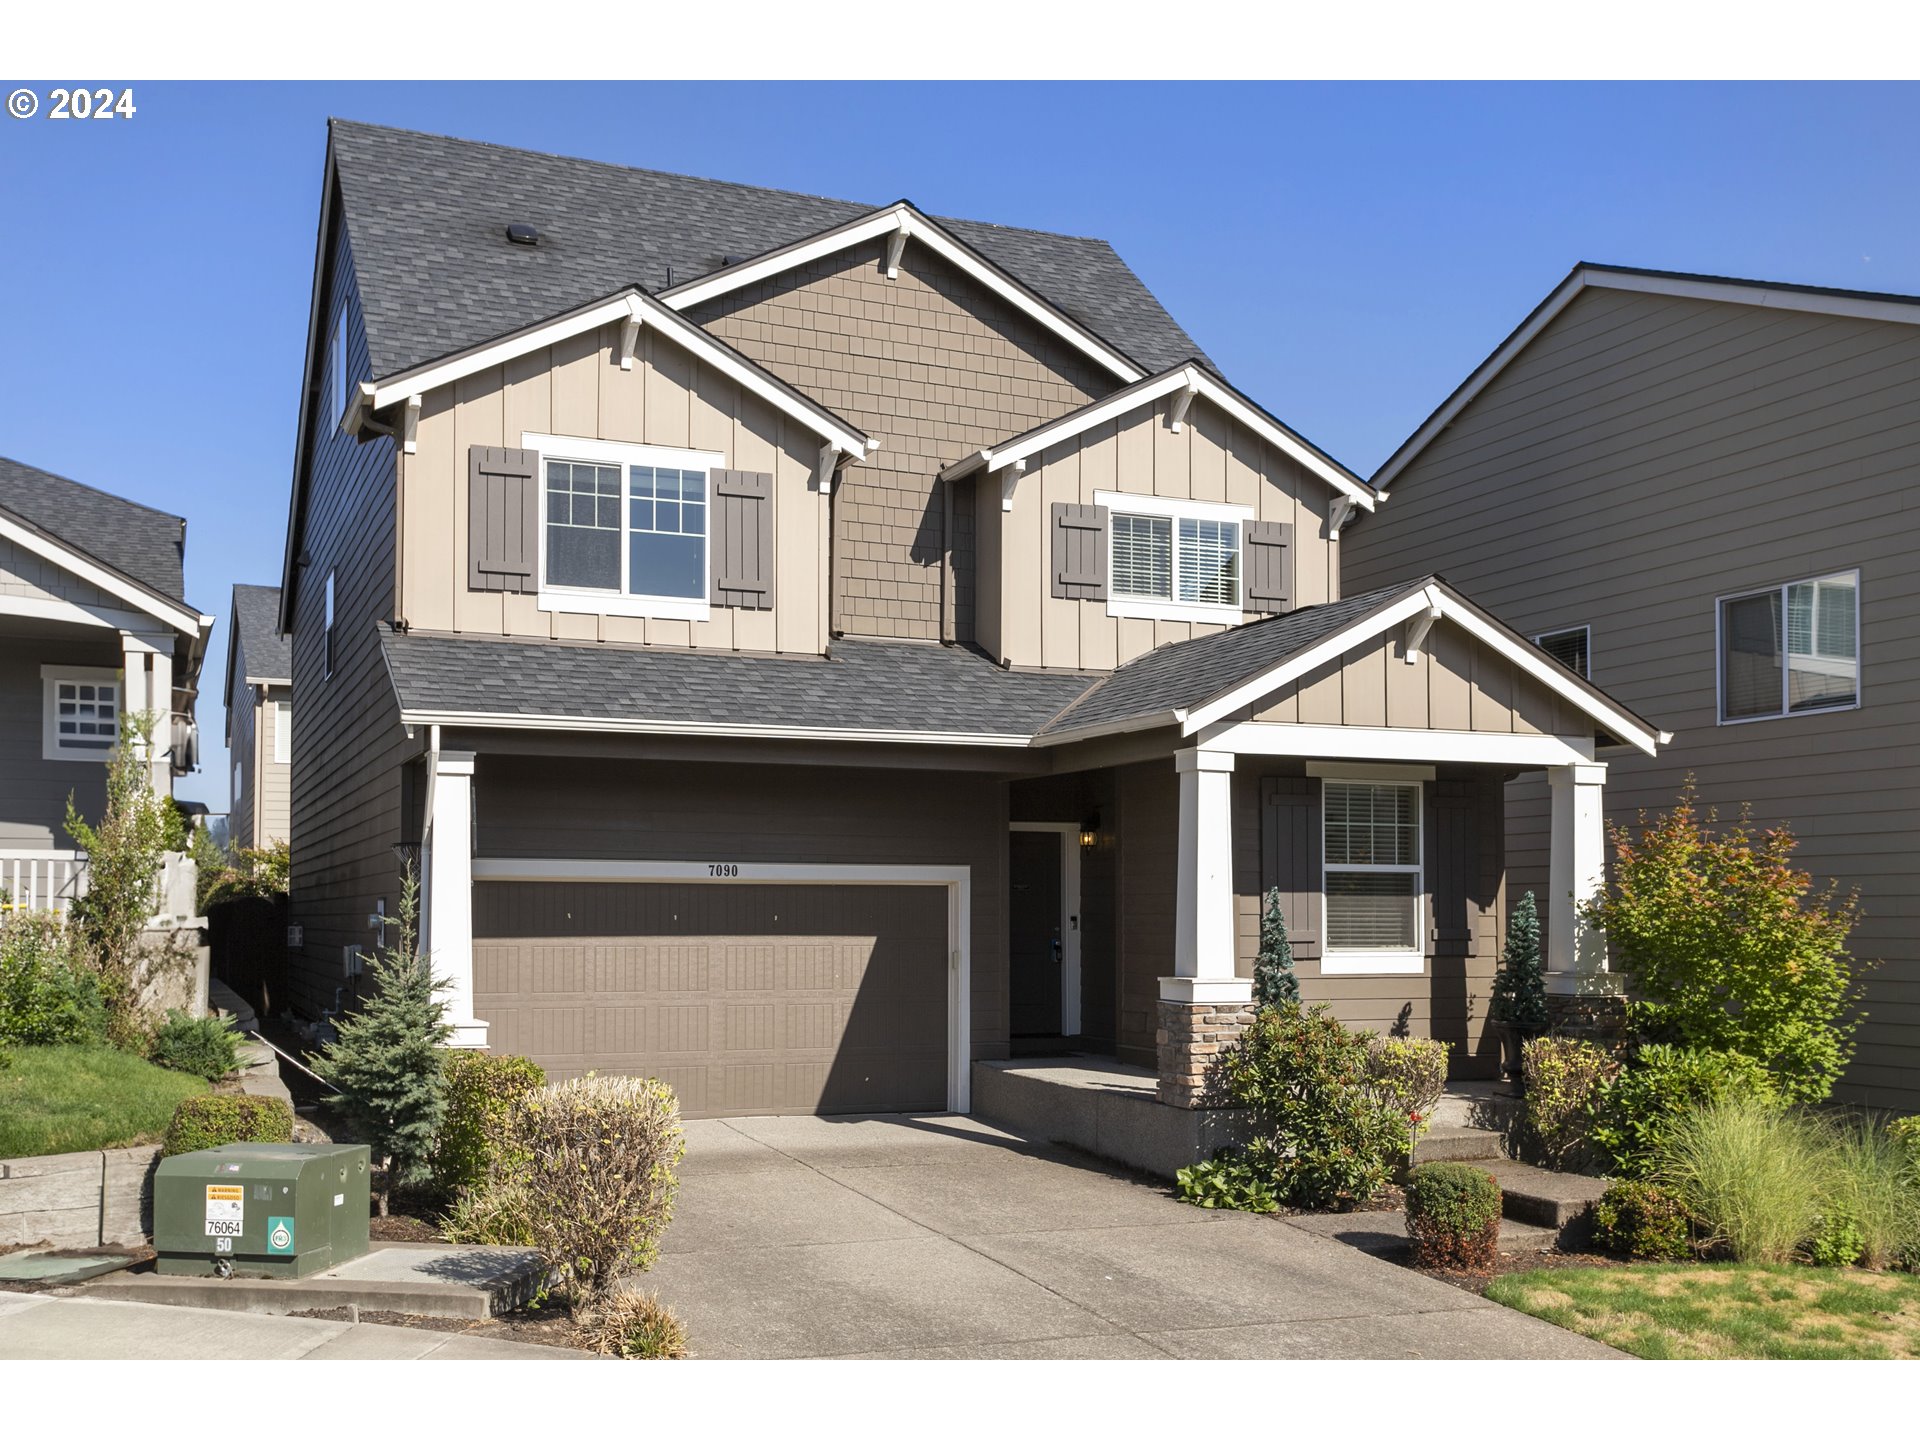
(1720, 570, 1859, 723)
(1111, 514, 1172, 599)
(1099, 491, 1247, 621)
(1323, 780, 1422, 965)
(43, 667, 119, 762)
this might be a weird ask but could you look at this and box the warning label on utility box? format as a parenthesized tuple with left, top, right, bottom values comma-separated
(205, 1184, 245, 1237)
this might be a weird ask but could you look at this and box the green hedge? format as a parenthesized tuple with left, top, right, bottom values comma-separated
(431, 1051, 546, 1199)
(1593, 1179, 1696, 1261)
(1404, 1162, 1502, 1273)
(161, 1093, 294, 1157)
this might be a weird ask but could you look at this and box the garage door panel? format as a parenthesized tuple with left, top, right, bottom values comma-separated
(473, 881, 949, 1118)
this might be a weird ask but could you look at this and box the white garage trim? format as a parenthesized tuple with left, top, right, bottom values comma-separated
(470, 858, 974, 1114)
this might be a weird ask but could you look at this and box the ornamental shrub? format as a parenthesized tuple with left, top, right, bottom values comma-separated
(1252, 887, 1299, 1008)
(161, 1092, 295, 1157)
(1519, 1036, 1618, 1171)
(1592, 1179, 1695, 1261)
(1366, 1034, 1449, 1167)
(581, 1289, 688, 1359)
(1404, 1162, 1502, 1273)
(1591, 1044, 1779, 1178)
(1174, 1152, 1280, 1213)
(431, 1051, 546, 1201)
(1890, 1115, 1920, 1173)
(1807, 1209, 1866, 1268)
(148, 1008, 241, 1081)
(0, 912, 107, 1048)
(1824, 1116, 1920, 1270)
(1656, 1097, 1829, 1264)
(1582, 782, 1861, 1104)
(1489, 890, 1547, 1030)
(1219, 1003, 1407, 1209)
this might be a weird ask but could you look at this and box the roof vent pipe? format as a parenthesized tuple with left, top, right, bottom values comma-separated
(505, 223, 539, 246)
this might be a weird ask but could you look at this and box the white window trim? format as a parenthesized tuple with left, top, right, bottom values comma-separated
(272, 699, 291, 766)
(1533, 624, 1592, 679)
(322, 570, 336, 681)
(1093, 489, 1252, 625)
(523, 432, 721, 623)
(1715, 568, 1862, 727)
(1319, 777, 1426, 977)
(42, 664, 121, 763)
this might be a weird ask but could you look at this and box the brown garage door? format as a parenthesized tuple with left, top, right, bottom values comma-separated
(472, 881, 949, 1118)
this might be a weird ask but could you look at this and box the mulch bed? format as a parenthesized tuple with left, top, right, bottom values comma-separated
(1401, 1245, 1629, 1295)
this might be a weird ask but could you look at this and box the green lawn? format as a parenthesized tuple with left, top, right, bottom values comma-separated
(0, 1045, 206, 1158)
(1487, 1262, 1920, 1359)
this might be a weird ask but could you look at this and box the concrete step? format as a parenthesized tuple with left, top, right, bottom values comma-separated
(1413, 1125, 1504, 1164)
(1431, 1081, 1521, 1132)
(1478, 1159, 1608, 1238)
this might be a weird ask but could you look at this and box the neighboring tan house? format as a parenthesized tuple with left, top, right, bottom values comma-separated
(0, 455, 213, 912)
(224, 583, 292, 849)
(275, 122, 1662, 1155)
(1345, 263, 1920, 1113)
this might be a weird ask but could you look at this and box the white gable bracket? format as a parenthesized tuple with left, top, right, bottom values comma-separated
(816, 445, 840, 496)
(401, 394, 422, 455)
(1001, 458, 1026, 513)
(885, 214, 910, 280)
(618, 304, 644, 370)
(1168, 368, 1199, 433)
(1403, 594, 1442, 664)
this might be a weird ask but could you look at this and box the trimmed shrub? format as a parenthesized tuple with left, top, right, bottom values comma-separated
(0, 913, 107, 1049)
(1593, 1179, 1695, 1261)
(1366, 1034, 1450, 1168)
(1220, 1003, 1408, 1209)
(148, 1009, 241, 1081)
(1592, 1044, 1779, 1178)
(1807, 1210, 1866, 1268)
(1824, 1117, 1920, 1270)
(455, 1075, 684, 1306)
(581, 1289, 688, 1359)
(431, 1051, 546, 1200)
(161, 1092, 295, 1157)
(1656, 1097, 1829, 1263)
(1175, 1153, 1279, 1213)
(1520, 1036, 1618, 1171)
(1404, 1162, 1502, 1273)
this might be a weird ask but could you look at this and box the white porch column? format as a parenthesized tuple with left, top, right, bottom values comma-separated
(146, 646, 173, 796)
(424, 749, 489, 1047)
(1546, 760, 1613, 993)
(1160, 748, 1249, 1003)
(119, 632, 149, 758)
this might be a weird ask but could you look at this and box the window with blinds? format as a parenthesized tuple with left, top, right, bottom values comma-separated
(1535, 625, 1590, 679)
(1720, 571, 1859, 722)
(1323, 780, 1421, 955)
(1108, 508, 1240, 607)
(1111, 513, 1172, 598)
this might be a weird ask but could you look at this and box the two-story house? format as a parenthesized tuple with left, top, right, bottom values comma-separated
(277, 122, 1662, 1161)
(1, 455, 211, 912)
(223, 583, 292, 850)
(1346, 263, 1920, 1114)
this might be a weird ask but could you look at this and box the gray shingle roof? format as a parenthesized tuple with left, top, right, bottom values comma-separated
(381, 629, 1096, 738)
(231, 584, 291, 682)
(1038, 579, 1435, 737)
(330, 120, 1208, 382)
(0, 455, 187, 603)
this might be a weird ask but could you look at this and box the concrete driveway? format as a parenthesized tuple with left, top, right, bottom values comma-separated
(649, 1114, 1621, 1360)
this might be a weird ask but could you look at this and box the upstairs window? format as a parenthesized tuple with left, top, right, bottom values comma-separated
(1322, 780, 1422, 970)
(1535, 625, 1590, 679)
(1719, 570, 1859, 722)
(42, 666, 119, 762)
(1098, 491, 1249, 623)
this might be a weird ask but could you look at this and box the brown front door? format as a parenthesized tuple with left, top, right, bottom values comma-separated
(1008, 830, 1063, 1037)
(471, 881, 949, 1118)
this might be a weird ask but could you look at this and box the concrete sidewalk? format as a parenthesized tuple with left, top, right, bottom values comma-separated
(0, 1290, 592, 1360)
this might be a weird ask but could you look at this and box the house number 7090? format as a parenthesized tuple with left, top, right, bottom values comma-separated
(708, 863, 740, 877)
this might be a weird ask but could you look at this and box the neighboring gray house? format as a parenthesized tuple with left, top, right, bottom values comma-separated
(275, 122, 1661, 1159)
(1345, 263, 1920, 1113)
(224, 583, 292, 850)
(0, 455, 212, 911)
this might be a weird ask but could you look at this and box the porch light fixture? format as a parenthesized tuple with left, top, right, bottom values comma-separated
(1080, 813, 1101, 850)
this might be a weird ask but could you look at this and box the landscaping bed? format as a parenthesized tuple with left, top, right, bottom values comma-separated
(1487, 1263, 1920, 1359)
(0, 1046, 206, 1158)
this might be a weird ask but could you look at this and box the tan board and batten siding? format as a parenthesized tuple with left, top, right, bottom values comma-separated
(401, 323, 830, 655)
(983, 391, 1340, 671)
(1344, 283, 1920, 1111)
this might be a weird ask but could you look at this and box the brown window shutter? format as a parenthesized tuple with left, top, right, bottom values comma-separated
(1052, 501, 1109, 600)
(1260, 775, 1321, 958)
(468, 446, 539, 593)
(1243, 520, 1294, 615)
(709, 469, 774, 610)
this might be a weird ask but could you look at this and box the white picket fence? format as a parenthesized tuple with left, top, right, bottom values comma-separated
(0, 848, 200, 924)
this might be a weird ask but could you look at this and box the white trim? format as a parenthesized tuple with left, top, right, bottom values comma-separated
(659, 203, 1146, 387)
(1093, 490, 1254, 524)
(1010, 821, 1082, 1038)
(1305, 760, 1437, 782)
(322, 569, 336, 681)
(1320, 776, 1425, 977)
(396, 706, 1032, 748)
(1714, 568, 1862, 726)
(1374, 265, 1920, 493)
(1533, 623, 1592, 680)
(272, 699, 291, 767)
(1171, 746, 1237, 996)
(1201, 721, 1596, 768)
(41, 664, 122, 763)
(471, 858, 973, 1113)
(946, 366, 1377, 511)
(364, 290, 870, 459)
(0, 509, 203, 636)
(1097, 489, 1251, 625)
(524, 434, 721, 624)
(0, 589, 148, 632)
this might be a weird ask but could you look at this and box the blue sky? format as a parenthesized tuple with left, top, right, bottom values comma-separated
(2, 80, 1916, 810)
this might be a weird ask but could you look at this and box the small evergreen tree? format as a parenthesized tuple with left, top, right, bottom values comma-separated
(1253, 886, 1300, 1008)
(1489, 890, 1548, 1029)
(314, 867, 451, 1214)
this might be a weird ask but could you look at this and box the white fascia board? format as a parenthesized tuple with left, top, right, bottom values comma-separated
(365, 292, 870, 460)
(0, 589, 147, 632)
(978, 368, 1196, 475)
(0, 510, 202, 636)
(1180, 586, 1438, 735)
(659, 203, 1146, 386)
(1029, 707, 1187, 748)
(1188, 372, 1376, 510)
(398, 707, 1032, 748)
(1199, 721, 1596, 768)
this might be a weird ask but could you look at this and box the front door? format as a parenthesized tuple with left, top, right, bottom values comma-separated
(1009, 829, 1063, 1036)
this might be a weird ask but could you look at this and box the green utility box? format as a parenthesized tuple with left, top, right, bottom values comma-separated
(153, 1143, 371, 1279)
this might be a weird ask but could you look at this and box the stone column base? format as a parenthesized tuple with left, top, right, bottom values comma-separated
(1156, 999, 1255, 1109)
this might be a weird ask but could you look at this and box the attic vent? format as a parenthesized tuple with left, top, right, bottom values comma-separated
(720, 254, 750, 267)
(505, 223, 540, 246)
